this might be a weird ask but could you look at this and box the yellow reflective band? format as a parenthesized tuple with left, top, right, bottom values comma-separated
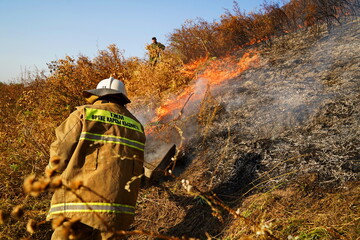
(85, 108, 143, 133)
(51, 202, 135, 209)
(80, 132, 145, 151)
(49, 209, 134, 215)
(49, 202, 135, 216)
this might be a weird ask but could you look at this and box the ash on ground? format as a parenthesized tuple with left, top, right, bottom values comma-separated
(180, 19, 360, 194)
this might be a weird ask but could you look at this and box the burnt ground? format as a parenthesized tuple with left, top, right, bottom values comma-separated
(130, 19, 360, 240)
(198, 18, 360, 191)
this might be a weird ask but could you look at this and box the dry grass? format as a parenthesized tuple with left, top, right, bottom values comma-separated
(168, 0, 359, 63)
(224, 181, 359, 239)
(0, 1, 359, 239)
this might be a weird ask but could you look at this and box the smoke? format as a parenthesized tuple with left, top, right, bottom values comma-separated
(210, 24, 356, 139)
(138, 77, 211, 169)
(128, 18, 359, 192)
(130, 102, 157, 127)
(130, 51, 261, 169)
(132, 20, 358, 171)
(143, 138, 174, 170)
(181, 78, 209, 116)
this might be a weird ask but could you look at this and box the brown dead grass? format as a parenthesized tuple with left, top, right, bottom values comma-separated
(224, 181, 359, 239)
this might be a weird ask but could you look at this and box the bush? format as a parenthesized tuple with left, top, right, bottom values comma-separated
(168, 0, 359, 62)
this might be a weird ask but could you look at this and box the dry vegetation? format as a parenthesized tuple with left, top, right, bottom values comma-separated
(0, 0, 359, 239)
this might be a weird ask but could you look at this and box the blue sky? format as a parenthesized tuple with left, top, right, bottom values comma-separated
(0, 0, 267, 83)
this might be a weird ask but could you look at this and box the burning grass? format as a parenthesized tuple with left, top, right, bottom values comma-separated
(151, 50, 260, 123)
(0, 4, 359, 240)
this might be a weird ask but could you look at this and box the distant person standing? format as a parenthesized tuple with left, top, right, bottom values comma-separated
(146, 37, 165, 66)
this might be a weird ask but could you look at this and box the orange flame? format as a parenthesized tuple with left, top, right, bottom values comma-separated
(151, 50, 260, 124)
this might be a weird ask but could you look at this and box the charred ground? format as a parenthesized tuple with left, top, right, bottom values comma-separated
(131, 19, 360, 239)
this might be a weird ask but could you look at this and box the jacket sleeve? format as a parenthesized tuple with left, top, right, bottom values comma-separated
(47, 109, 83, 173)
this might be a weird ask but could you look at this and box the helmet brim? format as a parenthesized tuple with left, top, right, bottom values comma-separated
(83, 89, 131, 104)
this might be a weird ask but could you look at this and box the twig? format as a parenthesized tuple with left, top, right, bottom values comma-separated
(23, 126, 50, 159)
(178, 93, 194, 119)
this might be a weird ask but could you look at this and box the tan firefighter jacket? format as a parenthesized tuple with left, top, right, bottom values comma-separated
(46, 100, 146, 232)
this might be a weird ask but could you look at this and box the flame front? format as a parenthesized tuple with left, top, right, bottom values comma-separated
(152, 50, 260, 123)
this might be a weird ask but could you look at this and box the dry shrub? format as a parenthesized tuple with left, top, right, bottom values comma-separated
(168, 0, 359, 62)
(284, 0, 359, 30)
(125, 50, 191, 101)
(168, 18, 220, 63)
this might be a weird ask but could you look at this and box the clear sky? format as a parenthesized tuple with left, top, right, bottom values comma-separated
(0, 0, 267, 83)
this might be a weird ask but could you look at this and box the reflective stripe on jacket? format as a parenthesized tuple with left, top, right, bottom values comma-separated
(46, 100, 146, 231)
(48, 202, 135, 215)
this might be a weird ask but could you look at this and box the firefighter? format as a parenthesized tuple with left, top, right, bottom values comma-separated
(146, 37, 165, 65)
(46, 77, 146, 239)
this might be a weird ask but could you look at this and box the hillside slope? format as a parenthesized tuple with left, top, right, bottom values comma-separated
(131, 19, 360, 239)
(0, 19, 358, 240)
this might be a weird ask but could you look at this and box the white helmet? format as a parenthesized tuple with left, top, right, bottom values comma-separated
(83, 77, 130, 103)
